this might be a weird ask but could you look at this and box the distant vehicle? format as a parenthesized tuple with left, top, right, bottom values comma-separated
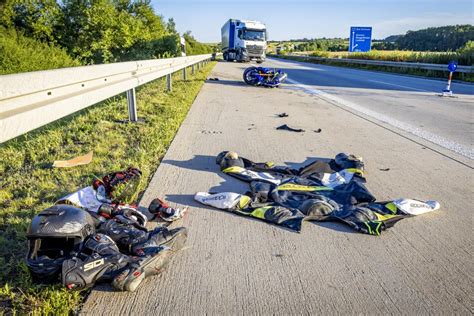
(180, 36, 186, 57)
(221, 19, 267, 63)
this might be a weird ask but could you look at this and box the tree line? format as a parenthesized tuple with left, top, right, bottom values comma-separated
(0, 0, 213, 73)
(395, 25, 474, 51)
(274, 24, 473, 53)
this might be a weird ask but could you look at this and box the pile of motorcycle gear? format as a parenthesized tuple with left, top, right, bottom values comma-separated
(26, 167, 188, 292)
(195, 151, 440, 235)
(243, 67, 288, 87)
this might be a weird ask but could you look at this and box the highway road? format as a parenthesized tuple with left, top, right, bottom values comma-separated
(266, 57, 474, 160)
(82, 60, 473, 315)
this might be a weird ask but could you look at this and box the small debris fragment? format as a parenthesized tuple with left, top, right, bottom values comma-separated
(277, 113, 289, 118)
(276, 124, 305, 133)
(53, 151, 93, 168)
(200, 130, 222, 134)
(379, 168, 390, 171)
(207, 77, 219, 81)
(313, 128, 322, 133)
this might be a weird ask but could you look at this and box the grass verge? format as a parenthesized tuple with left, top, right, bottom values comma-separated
(0, 61, 216, 315)
(270, 54, 473, 82)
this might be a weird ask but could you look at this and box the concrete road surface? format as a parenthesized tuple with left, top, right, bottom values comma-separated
(82, 60, 473, 315)
(267, 57, 474, 159)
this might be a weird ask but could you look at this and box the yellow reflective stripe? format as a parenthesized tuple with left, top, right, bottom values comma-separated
(250, 206, 272, 219)
(265, 161, 275, 167)
(345, 168, 364, 176)
(364, 221, 382, 236)
(222, 166, 245, 173)
(374, 213, 399, 221)
(276, 183, 333, 191)
(385, 202, 398, 214)
(363, 222, 373, 235)
(239, 196, 251, 209)
(374, 222, 382, 236)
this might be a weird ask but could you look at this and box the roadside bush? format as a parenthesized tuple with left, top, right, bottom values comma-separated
(184, 31, 213, 55)
(1, 1, 211, 65)
(0, 26, 80, 74)
(345, 50, 472, 66)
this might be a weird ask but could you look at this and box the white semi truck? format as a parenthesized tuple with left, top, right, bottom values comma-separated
(221, 19, 267, 63)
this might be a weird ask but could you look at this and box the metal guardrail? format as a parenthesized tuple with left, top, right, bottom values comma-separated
(0, 54, 214, 143)
(272, 54, 474, 73)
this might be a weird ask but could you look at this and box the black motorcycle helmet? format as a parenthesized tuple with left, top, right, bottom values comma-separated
(26, 205, 96, 282)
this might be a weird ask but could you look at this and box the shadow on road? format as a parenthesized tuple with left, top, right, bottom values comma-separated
(205, 79, 247, 87)
(165, 193, 207, 208)
(162, 155, 220, 173)
(310, 221, 358, 234)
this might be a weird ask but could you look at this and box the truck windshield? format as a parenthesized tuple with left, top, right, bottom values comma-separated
(243, 30, 265, 41)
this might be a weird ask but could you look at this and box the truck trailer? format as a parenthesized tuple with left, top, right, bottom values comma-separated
(221, 19, 267, 63)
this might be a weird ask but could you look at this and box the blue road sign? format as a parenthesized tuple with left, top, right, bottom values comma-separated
(448, 61, 458, 72)
(349, 27, 372, 52)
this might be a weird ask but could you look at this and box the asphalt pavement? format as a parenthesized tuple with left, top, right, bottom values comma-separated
(82, 60, 473, 315)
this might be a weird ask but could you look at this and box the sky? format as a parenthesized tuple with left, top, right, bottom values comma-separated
(151, 0, 473, 42)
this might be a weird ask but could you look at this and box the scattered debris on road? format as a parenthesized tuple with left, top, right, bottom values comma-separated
(379, 168, 390, 171)
(277, 113, 289, 118)
(26, 167, 188, 293)
(276, 124, 305, 132)
(200, 130, 222, 134)
(195, 151, 440, 235)
(313, 128, 322, 133)
(53, 151, 93, 168)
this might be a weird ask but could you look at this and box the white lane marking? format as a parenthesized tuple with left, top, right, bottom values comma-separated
(266, 59, 324, 71)
(286, 78, 474, 160)
(367, 80, 430, 92)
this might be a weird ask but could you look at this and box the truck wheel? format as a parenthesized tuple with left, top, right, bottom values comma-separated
(256, 60, 263, 64)
(223, 52, 228, 61)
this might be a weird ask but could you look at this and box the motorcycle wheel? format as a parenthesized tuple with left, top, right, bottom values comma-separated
(243, 67, 259, 85)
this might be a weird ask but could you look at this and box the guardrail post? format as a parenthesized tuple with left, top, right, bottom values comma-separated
(126, 88, 138, 122)
(182, 68, 187, 80)
(192, 64, 195, 75)
(166, 74, 172, 92)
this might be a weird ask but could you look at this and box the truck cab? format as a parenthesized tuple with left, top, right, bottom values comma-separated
(221, 19, 267, 63)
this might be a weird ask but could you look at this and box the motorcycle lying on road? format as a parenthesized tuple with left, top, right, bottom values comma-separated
(243, 67, 288, 88)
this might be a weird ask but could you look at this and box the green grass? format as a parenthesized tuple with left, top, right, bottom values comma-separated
(270, 54, 474, 82)
(0, 61, 216, 315)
